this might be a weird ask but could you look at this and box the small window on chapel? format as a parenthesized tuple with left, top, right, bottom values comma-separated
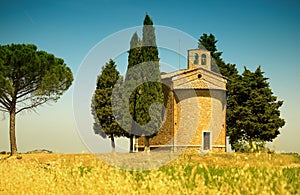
(201, 54, 206, 65)
(194, 53, 199, 65)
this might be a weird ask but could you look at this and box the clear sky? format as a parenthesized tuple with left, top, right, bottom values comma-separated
(0, 0, 299, 153)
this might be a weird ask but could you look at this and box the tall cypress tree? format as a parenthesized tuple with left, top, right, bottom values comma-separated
(92, 59, 128, 153)
(124, 14, 164, 152)
(125, 32, 142, 152)
(139, 13, 164, 152)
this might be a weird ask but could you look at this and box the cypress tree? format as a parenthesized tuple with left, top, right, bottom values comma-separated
(139, 13, 164, 152)
(124, 14, 164, 152)
(125, 32, 142, 152)
(92, 59, 128, 153)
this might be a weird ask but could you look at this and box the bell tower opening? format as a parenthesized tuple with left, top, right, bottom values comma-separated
(188, 48, 211, 70)
(201, 54, 206, 65)
(194, 53, 199, 65)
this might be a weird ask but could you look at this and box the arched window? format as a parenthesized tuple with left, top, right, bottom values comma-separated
(194, 53, 199, 64)
(201, 54, 206, 65)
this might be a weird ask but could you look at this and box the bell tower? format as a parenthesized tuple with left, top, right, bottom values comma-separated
(188, 47, 211, 71)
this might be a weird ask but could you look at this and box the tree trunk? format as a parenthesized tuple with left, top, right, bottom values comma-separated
(129, 134, 134, 153)
(130, 92, 137, 153)
(111, 134, 115, 153)
(144, 136, 150, 152)
(9, 103, 18, 156)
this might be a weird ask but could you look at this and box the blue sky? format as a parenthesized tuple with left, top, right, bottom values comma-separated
(0, 0, 299, 153)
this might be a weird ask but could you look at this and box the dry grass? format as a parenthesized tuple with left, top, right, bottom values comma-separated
(0, 152, 299, 194)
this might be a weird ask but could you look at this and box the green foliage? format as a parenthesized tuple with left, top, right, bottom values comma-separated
(91, 102, 107, 139)
(283, 167, 300, 193)
(126, 32, 142, 132)
(78, 165, 93, 177)
(132, 161, 300, 194)
(0, 44, 73, 113)
(92, 59, 128, 140)
(227, 66, 285, 151)
(231, 139, 269, 153)
(198, 34, 285, 152)
(138, 13, 164, 136)
(124, 14, 164, 142)
(198, 33, 238, 77)
(199, 33, 222, 60)
(0, 43, 73, 155)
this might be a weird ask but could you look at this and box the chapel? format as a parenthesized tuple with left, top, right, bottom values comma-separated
(136, 46, 227, 152)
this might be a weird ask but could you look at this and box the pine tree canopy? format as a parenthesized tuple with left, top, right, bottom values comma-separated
(0, 43, 73, 155)
(227, 66, 285, 151)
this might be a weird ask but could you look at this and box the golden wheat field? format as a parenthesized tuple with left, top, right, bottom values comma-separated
(0, 152, 299, 194)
